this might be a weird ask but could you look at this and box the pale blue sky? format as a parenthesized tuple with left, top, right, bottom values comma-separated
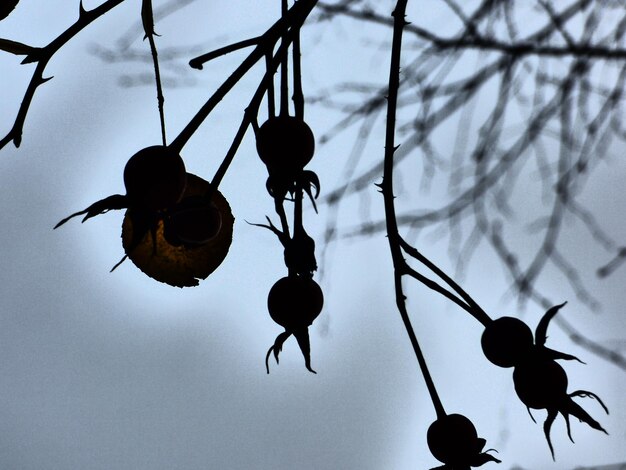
(0, 1, 625, 469)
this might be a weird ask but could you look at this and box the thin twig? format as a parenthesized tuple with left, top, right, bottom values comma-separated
(169, 0, 319, 153)
(381, 0, 446, 419)
(142, 0, 167, 145)
(0, 0, 127, 150)
(189, 36, 260, 69)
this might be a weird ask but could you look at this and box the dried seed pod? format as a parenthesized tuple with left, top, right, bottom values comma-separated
(121, 173, 233, 287)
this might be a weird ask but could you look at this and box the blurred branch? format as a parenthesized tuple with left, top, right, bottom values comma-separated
(316, 0, 626, 60)
(316, 0, 626, 371)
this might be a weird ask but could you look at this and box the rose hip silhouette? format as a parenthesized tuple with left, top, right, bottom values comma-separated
(265, 276, 323, 373)
(55, 148, 233, 286)
(123, 145, 187, 211)
(512, 351, 608, 459)
(481, 317, 534, 368)
(427, 413, 500, 470)
(256, 115, 315, 173)
(55, 145, 187, 229)
(483, 303, 609, 459)
(121, 173, 233, 287)
(256, 116, 320, 208)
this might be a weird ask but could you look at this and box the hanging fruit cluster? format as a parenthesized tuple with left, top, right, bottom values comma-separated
(481, 303, 608, 459)
(55, 145, 234, 287)
(252, 3, 324, 373)
(52, 0, 326, 371)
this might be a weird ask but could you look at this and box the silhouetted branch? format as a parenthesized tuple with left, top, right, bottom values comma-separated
(382, 0, 446, 420)
(142, 0, 167, 145)
(168, 0, 319, 153)
(0, 0, 127, 150)
(189, 36, 260, 69)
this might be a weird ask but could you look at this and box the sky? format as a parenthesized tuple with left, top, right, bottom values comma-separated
(0, 1, 625, 469)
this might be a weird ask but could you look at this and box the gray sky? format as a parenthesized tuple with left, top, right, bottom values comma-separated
(1, 1, 625, 469)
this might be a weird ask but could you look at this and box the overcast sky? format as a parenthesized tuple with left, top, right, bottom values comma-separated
(1, 1, 625, 469)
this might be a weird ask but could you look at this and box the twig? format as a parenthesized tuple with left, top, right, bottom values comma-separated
(381, 0, 446, 419)
(189, 36, 260, 70)
(142, 0, 167, 145)
(0, 0, 127, 150)
(169, 0, 319, 153)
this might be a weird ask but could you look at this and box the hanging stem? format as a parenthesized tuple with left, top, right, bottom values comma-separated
(280, 0, 290, 116)
(169, 0, 318, 153)
(294, 178, 304, 235)
(399, 238, 492, 326)
(292, 24, 304, 118)
(266, 51, 276, 118)
(381, 0, 446, 419)
(205, 20, 303, 198)
(142, 0, 167, 145)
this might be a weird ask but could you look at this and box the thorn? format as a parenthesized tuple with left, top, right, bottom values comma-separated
(40, 76, 54, 84)
(79, 0, 87, 17)
(21, 55, 38, 65)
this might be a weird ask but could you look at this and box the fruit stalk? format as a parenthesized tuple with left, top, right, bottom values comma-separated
(381, 0, 445, 418)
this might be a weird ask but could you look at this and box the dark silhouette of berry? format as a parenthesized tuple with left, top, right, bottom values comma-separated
(513, 351, 608, 459)
(427, 413, 500, 469)
(121, 173, 234, 287)
(265, 276, 323, 374)
(268, 276, 323, 330)
(481, 316, 534, 368)
(256, 115, 315, 174)
(123, 145, 187, 210)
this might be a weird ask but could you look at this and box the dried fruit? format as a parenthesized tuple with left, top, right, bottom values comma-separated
(513, 351, 608, 459)
(265, 276, 323, 373)
(481, 317, 533, 368)
(123, 145, 187, 211)
(427, 413, 500, 469)
(121, 173, 233, 287)
(268, 276, 323, 330)
(256, 115, 315, 174)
